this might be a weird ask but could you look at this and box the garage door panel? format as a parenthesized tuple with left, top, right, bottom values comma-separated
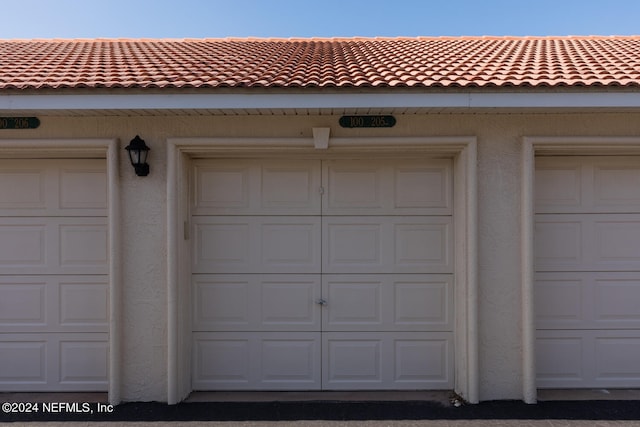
(260, 337, 319, 386)
(193, 274, 321, 331)
(324, 217, 452, 274)
(394, 163, 451, 212)
(193, 334, 251, 388)
(323, 275, 453, 332)
(536, 334, 585, 387)
(593, 164, 640, 210)
(323, 277, 383, 330)
(192, 159, 321, 215)
(193, 276, 251, 330)
(536, 157, 640, 214)
(394, 276, 453, 330)
(595, 335, 640, 383)
(0, 159, 107, 216)
(535, 161, 582, 211)
(325, 163, 384, 212)
(0, 280, 46, 328)
(193, 221, 250, 272)
(193, 217, 321, 274)
(534, 220, 583, 270)
(535, 274, 585, 329)
(0, 223, 46, 268)
(537, 330, 640, 388)
(0, 333, 108, 391)
(260, 276, 320, 330)
(193, 163, 251, 211)
(537, 272, 640, 330)
(324, 336, 382, 387)
(0, 218, 108, 275)
(594, 277, 640, 325)
(192, 332, 321, 390)
(59, 222, 109, 270)
(59, 167, 108, 211)
(323, 332, 453, 390)
(594, 219, 640, 268)
(395, 337, 451, 385)
(395, 222, 451, 269)
(0, 167, 47, 212)
(0, 338, 47, 388)
(535, 215, 640, 271)
(59, 280, 109, 329)
(59, 339, 109, 386)
(261, 220, 320, 272)
(261, 162, 321, 212)
(0, 276, 108, 333)
(323, 159, 452, 215)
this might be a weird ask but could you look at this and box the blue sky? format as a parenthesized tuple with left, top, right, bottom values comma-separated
(1, 0, 639, 39)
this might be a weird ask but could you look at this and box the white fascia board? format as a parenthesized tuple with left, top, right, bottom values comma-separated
(467, 92, 640, 108)
(1, 91, 640, 110)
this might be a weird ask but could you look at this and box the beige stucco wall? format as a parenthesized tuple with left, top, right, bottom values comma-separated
(2, 110, 640, 402)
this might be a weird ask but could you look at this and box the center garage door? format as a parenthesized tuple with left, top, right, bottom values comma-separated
(191, 158, 454, 390)
(0, 159, 109, 391)
(535, 156, 640, 388)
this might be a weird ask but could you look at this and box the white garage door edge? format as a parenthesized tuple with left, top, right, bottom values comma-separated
(0, 138, 121, 405)
(167, 133, 478, 404)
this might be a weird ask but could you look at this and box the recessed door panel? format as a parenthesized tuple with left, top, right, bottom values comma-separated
(323, 275, 453, 332)
(193, 217, 321, 274)
(193, 274, 321, 331)
(536, 157, 640, 213)
(0, 159, 107, 217)
(0, 333, 108, 391)
(192, 332, 321, 390)
(192, 159, 321, 215)
(323, 159, 452, 215)
(324, 217, 452, 274)
(323, 332, 453, 390)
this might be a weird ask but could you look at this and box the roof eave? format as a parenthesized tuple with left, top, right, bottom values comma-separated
(2, 89, 640, 113)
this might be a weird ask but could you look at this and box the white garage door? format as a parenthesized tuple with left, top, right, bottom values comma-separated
(535, 156, 640, 388)
(191, 158, 454, 390)
(0, 159, 109, 391)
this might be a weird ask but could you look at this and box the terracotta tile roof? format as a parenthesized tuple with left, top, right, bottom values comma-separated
(0, 36, 639, 90)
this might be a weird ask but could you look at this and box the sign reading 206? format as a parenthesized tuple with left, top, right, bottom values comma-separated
(0, 117, 40, 129)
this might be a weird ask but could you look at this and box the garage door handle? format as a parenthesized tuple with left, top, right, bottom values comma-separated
(315, 298, 327, 306)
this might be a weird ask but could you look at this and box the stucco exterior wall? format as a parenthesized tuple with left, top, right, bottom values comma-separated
(2, 111, 640, 402)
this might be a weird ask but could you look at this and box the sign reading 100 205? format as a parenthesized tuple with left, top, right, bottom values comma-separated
(0, 117, 40, 129)
(339, 115, 396, 128)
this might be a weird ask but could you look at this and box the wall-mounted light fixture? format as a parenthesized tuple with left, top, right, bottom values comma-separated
(125, 135, 150, 176)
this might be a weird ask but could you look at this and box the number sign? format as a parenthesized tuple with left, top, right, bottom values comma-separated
(339, 115, 396, 128)
(0, 117, 40, 129)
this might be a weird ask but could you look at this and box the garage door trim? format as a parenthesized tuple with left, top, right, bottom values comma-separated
(167, 134, 478, 404)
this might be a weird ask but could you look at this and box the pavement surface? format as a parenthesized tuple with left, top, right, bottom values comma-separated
(2, 399, 640, 425)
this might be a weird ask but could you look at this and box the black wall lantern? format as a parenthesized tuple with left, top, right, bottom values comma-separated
(125, 135, 150, 176)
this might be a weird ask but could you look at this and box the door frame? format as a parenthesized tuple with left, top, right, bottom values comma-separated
(0, 138, 121, 404)
(521, 136, 640, 404)
(167, 133, 478, 403)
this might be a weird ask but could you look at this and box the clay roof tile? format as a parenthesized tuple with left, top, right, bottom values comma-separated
(0, 36, 639, 90)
